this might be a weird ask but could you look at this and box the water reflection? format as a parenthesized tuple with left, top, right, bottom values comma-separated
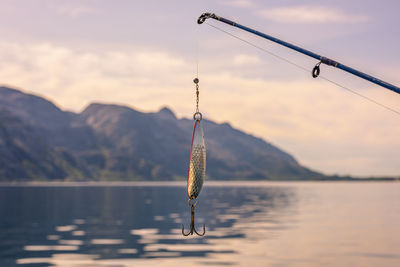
(0, 182, 296, 266)
(2, 182, 400, 266)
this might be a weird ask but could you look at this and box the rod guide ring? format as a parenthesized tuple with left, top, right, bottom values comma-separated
(312, 61, 321, 78)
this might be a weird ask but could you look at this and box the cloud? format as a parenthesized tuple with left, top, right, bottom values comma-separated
(219, 0, 253, 8)
(199, 73, 400, 176)
(56, 4, 98, 18)
(258, 6, 369, 24)
(0, 42, 190, 112)
(233, 54, 262, 66)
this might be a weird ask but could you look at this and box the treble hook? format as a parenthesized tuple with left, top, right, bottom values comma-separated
(182, 204, 206, 236)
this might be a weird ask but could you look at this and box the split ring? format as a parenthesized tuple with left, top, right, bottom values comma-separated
(188, 198, 198, 207)
(193, 112, 202, 121)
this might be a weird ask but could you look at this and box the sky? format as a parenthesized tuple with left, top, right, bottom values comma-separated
(0, 0, 399, 177)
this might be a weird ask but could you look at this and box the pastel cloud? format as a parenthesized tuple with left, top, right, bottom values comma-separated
(201, 73, 400, 176)
(219, 0, 253, 8)
(56, 4, 98, 18)
(233, 54, 262, 66)
(0, 42, 190, 112)
(259, 6, 369, 24)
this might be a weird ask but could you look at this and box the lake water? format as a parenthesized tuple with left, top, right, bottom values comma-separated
(0, 181, 399, 267)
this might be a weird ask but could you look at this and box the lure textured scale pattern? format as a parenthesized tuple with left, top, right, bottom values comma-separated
(187, 120, 206, 199)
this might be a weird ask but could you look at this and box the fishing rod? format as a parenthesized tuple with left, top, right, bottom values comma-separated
(197, 12, 400, 96)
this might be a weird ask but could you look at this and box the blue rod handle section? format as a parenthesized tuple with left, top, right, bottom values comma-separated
(198, 13, 400, 95)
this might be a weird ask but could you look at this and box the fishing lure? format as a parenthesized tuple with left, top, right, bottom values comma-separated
(182, 77, 206, 236)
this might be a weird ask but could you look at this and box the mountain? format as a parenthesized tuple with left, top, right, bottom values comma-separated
(0, 87, 98, 151)
(0, 107, 87, 180)
(0, 86, 324, 181)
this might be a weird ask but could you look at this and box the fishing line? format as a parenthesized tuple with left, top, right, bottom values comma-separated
(205, 22, 400, 117)
(196, 20, 199, 78)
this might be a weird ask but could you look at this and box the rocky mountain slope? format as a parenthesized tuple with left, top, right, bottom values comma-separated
(0, 86, 323, 181)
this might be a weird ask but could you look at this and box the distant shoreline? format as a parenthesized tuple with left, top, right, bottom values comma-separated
(0, 179, 398, 187)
